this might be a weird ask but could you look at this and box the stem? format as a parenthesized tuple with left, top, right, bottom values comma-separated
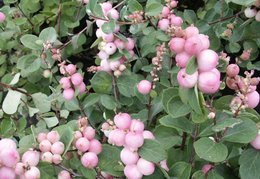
(189, 125, 199, 167)
(57, 0, 62, 36)
(113, 0, 126, 9)
(208, 11, 243, 25)
(56, 164, 83, 177)
(112, 74, 119, 103)
(147, 96, 153, 126)
(156, 164, 170, 179)
(180, 132, 187, 150)
(16, 4, 34, 27)
(76, 96, 87, 117)
(0, 26, 4, 31)
(0, 82, 31, 97)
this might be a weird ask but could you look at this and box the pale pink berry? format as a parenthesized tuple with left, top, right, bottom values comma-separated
(37, 133, 47, 143)
(197, 49, 219, 72)
(98, 51, 109, 60)
(102, 33, 114, 42)
(24, 166, 40, 179)
(41, 152, 53, 163)
(101, 122, 110, 130)
(202, 164, 213, 174)
(71, 73, 83, 86)
(114, 112, 132, 130)
(100, 59, 112, 72)
(76, 82, 86, 94)
(81, 152, 98, 168)
(108, 129, 126, 146)
(255, 11, 260, 21)
(51, 141, 65, 155)
(184, 35, 203, 55)
(124, 165, 143, 179)
(22, 150, 40, 166)
(175, 51, 192, 68)
(15, 162, 25, 175)
(143, 130, 155, 139)
(160, 160, 169, 171)
(114, 39, 125, 49)
(250, 134, 260, 149)
(171, 16, 183, 26)
(169, 37, 186, 53)
(0, 167, 16, 179)
(158, 19, 170, 31)
(39, 140, 52, 152)
(52, 154, 62, 164)
(104, 42, 116, 55)
(88, 139, 102, 154)
(198, 71, 220, 94)
(177, 68, 198, 88)
(107, 9, 119, 20)
(210, 68, 221, 80)
(83, 126, 96, 140)
(170, 0, 178, 8)
(0, 12, 6, 23)
(100, 2, 112, 15)
(137, 158, 155, 175)
(96, 28, 105, 38)
(109, 60, 120, 71)
(125, 38, 135, 50)
(244, 7, 257, 18)
(248, 85, 257, 93)
(226, 77, 239, 90)
(130, 119, 145, 133)
(0, 148, 20, 167)
(120, 147, 139, 165)
(96, 20, 106, 28)
(58, 170, 71, 179)
(185, 25, 199, 38)
(59, 77, 71, 89)
(246, 91, 260, 108)
(63, 88, 75, 100)
(161, 6, 170, 17)
(226, 64, 240, 77)
(137, 80, 152, 95)
(0, 138, 17, 151)
(47, 131, 60, 144)
(125, 132, 144, 149)
(65, 64, 76, 75)
(75, 137, 90, 152)
(198, 34, 210, 50)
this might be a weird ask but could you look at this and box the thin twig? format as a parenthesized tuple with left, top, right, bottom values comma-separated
(112, 74, 119, 103)
(76, 96, 87, 117)
(16, 4, 34, 27)
(113, 0, 126, 9)
(56, 164, 83, 177)
(0, 82, 31, 97)
(57, 0, 62, 36)
(180, 132, 187, 150)
(208, 11, 243, 25)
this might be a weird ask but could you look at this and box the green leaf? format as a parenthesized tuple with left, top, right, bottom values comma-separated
(59, 127, 74, 156)
(145, 1, 163, 16)
(17, 55, 41, 74)
(39, 27, 57, 43)
(117, 74, 137, 97)
(43, 116, 59, 128)
(213, 95, 233, 110)
(102, 21, 116, 34)
(167, 96, 192, 118)
(183, 10, 197, 24)
(169, 162, 192, 179)
(2, 90, 22, 115)
(185, 56, 197, 75)
(188, 87, 202, 114)
(212, 118, 242, 132)
(159, 115, 193, 133)
(9, 73, 20, 85)
(239, 148, 260, 179)
(222, 119, 257, 143)
(19, 135, 35, 152)
(100, 94, 117, 110)
(32, 93, 51, 113)
(191, 112, 207, 124)
(90, 71, 113, 94)
(20, 34, 42, 50)
(128, 0, 143, 12)
(83, 93, 100, 108)
(227, 42, 241, 53)
(139, 139, 167, 163)
(225, 0, 255, 6)
(80, 167, 97, 179)
(194, 137, 228, 163)
(162, 88, 178, 112)
(90, 37, 103, 48)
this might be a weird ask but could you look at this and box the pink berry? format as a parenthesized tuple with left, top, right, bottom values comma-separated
(75, 137, 90, 152)
(63, 88, 75, 100)
(137, 158, 155, 175)
(83, 126, 96, 140)
(125, 38, 135, 50)
(177, 68, 198, 88)
(161, 6, 170, 17)
(175, 51, 192, 68)
(246, 91, 260, 108)
(100, 59, 112, 72)
(255, 11, 260, 21)
(0, 148, 20, 167)
(71, 73, 83, 86)
(120, 147, 139, 165)
(58, 170, 71, 179)
(22, 150, 40, 166)
(51, 141, 65, 155)
(37, 133, 47, 143)
(59, 77, 71, 89)
(102, 33, 114, 42)
(124, 165, 143, 179)
(226, 64, 240, 77)
(210, 68, 221, 80)
(158, 19, 170, 31)
(197, 49, 219, 72)
(160, 160, 169, 171)
(0, 138, 17, 151)
(96, 20, 106, 28)
(109, 60, 120, 71)
(108, 129, 126, 147)
(114, 39, 125, 49)
(41, 152, 53, 163)
(76, 82, 86, 94)
(88, 139, 102, 154)
(47, 131, 60, 144)
(198, 71, 220, 94)
(39, 140, 52, 152)
(0, 167, 16, 179)
(0, 12, 6, 23)
(198, 34, 210, 50)
(169, 37, 186, 53)
(143, 130, 155, 139)
(100, 2, 112, 15)
(15, 162, 25, 175)
(98, 51, 109, 60)
(65, 64, 76, 75)
(101, 122, 110, 130)
(248, 85, 257, 93)
(125, 132, 144, 149)
(250, 134, 260, 149)
(104, 42, 117, 55)
(130, 119, 145, 133)
(107, 9, 119, 20)
(114, 112, 132, 130)
(52, 154, 62, 164)
(202, 164, 213, 174)
(137, 80, 152, 95)
(185, 25, 199, 38)
(171, 16, 183, 26)
(244, 7, 257, 18)
(81, 152, 98, 168)
(24, 166, 40, 179)
(96, 28, 105, 38)
(184, 35, 203, 55)
(170, 0, 178, 8)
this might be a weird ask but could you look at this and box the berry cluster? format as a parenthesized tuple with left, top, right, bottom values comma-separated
(0, 12, 5, 23)
(73, 117, 102, 169)
(244, 1, 260, 22)
(59, 64, 86, 100)
(101, 113, 156, 179)
(37, 131, 65, 165)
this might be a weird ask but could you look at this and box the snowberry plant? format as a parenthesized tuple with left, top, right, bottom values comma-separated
(0, 0, 259, 178)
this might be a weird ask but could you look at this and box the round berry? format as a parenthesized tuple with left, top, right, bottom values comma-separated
(137, 80, 152, 95)
(114, 112, 132, 130)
